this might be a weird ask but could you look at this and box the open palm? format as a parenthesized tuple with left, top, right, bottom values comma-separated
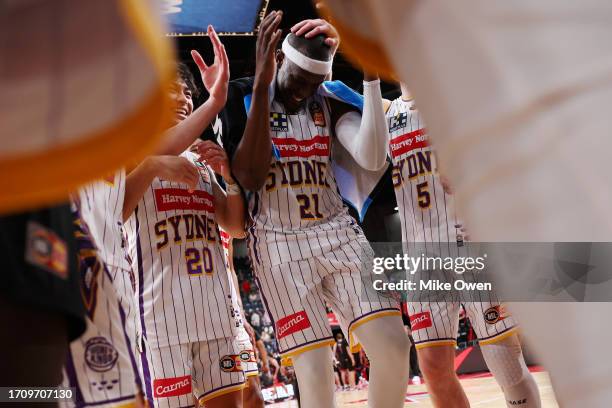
(191, 25, 229, 107)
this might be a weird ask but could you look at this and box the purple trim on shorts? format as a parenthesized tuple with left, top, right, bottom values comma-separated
(118, 300, 143, 391)
(347, 307, 401, 332)
(196, 381, 245, 401)
(135, 211, 154, 403)
(280, 336, 335, 355)
(413, 337, 456, 345)
(477, 325, 517, 342)
(64, 348, 85, 404)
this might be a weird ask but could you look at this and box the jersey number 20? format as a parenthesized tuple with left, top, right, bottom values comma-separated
(185, 247, 213, 276)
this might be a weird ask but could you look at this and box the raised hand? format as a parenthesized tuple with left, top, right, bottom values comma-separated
(191, 140, 234, 183)
(291, 18, 340, 55)
(191, 25, 229, 109)
(254, 10, 283, 89)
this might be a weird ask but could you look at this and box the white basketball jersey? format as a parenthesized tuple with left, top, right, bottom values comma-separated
(78, 170, 131, 271)
(387, 98, 464, 246)
(77, 170, 139, 354)
(124, 151, 237, 349)
(249, 94, 361, 267)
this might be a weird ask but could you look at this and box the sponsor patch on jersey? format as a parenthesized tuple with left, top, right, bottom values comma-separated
(24, 221, 68, 279)
(239, 350, 256, 363)
(153, 375, 192, 398)
(220, 355, 243, 372)
(483, 305, 508, 325)
(84, 337, 118, 372)
(270, 112, 289, 132)
(276, 310, 311, 339)
(154, 188, 214, 213)
(271, 135, 330, 159)
(389, 112, 408, 132)
(389, 128, 428, 158)
(309, 101, 326, 127)
(410, 311, 433, 331)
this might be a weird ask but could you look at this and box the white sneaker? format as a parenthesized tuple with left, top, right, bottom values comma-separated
(412, 376, 421, 385)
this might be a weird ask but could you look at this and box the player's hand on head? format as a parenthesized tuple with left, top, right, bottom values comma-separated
(153, 155, 199, 191)
(191, 25, 229, 109)
(254, 10, 283, 89)
(291, 18, 340, 55)
(192, 140, 234, 183)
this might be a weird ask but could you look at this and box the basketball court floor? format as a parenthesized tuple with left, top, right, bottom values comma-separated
(269, 369, 558, 407)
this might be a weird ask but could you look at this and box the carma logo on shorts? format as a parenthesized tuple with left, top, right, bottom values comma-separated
(276, 311, 311, 339)
(410, 311, 433, 331)
(153, 375, 192, 398)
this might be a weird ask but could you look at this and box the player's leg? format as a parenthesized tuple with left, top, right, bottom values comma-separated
(252, 258, 336, 407)
(480, 334, 541, 408)
(351, 315, 411, 407)
(466, 302, 541, 408)
(320, 238, 410, 408)
(291, 346, 336, 408)
(405, 301, 468, 408)
(242, 375, 264, 408)
(193, 338, 245, 408)
(417, 346, 469, 408)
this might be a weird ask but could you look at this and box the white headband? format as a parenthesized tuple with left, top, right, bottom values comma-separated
(281, 37, 333, 76)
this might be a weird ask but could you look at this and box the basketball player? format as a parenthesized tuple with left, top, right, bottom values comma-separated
(220, 231, 265, 408)
(62, 197, 143, 408)
(123, 30, 250, 407)
(384, 84, 541, 408)
(208, 12, 411, 408)
(61, 26, 231, 408)
(316, 1, 612, 406)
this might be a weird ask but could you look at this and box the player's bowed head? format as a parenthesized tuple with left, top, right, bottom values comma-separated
(275, 32, 334, 113)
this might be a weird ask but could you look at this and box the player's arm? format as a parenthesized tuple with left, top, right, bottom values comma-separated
(256, 336, 270, 373)
(157, 26, 229, 155)
(331, 74, 389, 171)
(196, 140, 247, 238)
(230, 11, 282, 192)
(122, 156, 199, 221)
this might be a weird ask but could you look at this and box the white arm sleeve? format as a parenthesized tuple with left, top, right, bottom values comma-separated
(335, 79, 389, 171)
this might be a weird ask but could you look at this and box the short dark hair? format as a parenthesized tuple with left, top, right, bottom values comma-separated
(176, 62, 199, 98)
(286, 32, 332, 62)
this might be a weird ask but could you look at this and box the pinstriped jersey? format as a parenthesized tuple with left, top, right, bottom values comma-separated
(124, 151, 237, 349)
(249, 93, 361, 267)
(78, 170, 131, 271)
(387, 98, 464, 246)
(77, 170, 139, 357)
(62, 203, 138, 407)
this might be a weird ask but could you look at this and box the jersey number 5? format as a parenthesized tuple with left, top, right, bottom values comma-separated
(297, 193, 324, 220)
(416, 181, 431, 209)
(185, 247, 213, 276)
